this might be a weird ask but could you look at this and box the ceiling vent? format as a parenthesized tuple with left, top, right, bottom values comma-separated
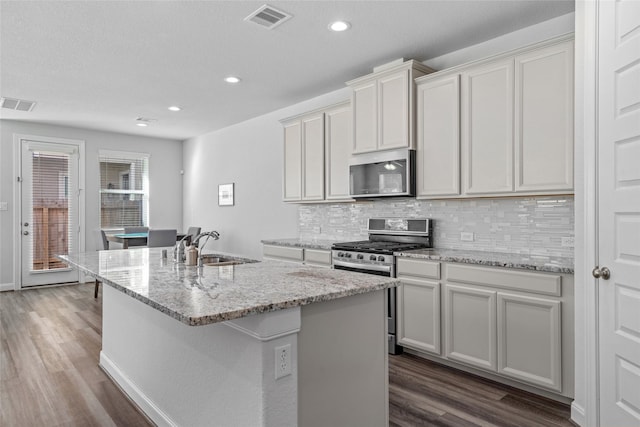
(136, 117, 157, 123)
(244, 4, 292, 29)
(1, 97, 36, 112)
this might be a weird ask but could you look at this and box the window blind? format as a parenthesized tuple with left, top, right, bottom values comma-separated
(28, 145, 77, 271)
(98, 150, 149, 230)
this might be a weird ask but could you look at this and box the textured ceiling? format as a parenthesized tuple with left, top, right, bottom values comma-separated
(0, 1, 574, 140)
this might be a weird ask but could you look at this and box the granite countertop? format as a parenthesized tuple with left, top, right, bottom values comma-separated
(60, 248, 397, 326)
(261, 238, 336, 251)
(395, 248, 574, 274)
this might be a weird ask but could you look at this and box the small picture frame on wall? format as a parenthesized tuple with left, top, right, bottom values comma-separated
(218, 183, 234, 206)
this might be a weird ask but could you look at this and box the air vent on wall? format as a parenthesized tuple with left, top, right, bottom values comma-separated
(1, 97, 36, 112)
(244, 4, 292, 29)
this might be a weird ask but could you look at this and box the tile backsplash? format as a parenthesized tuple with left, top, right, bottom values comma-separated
(299, 196, 574, 258)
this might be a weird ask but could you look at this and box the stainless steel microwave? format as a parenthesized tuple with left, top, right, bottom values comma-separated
(349, 149, 416, 198)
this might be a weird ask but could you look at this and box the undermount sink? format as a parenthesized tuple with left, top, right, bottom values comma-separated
(200, 255, 241, 266)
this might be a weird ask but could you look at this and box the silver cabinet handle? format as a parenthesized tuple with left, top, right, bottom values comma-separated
(23, 231, 29, 236)
(23, 222, 29, 226)
(592, 266, 611, 280)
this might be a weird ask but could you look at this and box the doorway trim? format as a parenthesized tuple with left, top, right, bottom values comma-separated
(574, 2, 599, 426)
(13, 134, 86, 290)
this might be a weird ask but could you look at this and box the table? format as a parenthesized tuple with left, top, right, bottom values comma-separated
(106, 232, 187, 249)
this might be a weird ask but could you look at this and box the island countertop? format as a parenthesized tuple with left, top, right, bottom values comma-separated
(60, 248, 398, 326)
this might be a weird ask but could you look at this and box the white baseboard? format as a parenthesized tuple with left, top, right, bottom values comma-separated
(0, 283, 15, 292)
(99, 352, 177, 427)
(571, 402, 586, 427)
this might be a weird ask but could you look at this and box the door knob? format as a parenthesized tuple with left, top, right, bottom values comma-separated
(23, 231, 29, 236)
(592, 266, 611, 280)
(23, 222, 29, 227)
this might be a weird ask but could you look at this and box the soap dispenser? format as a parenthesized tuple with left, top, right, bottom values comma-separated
(185, 245, 198, 266)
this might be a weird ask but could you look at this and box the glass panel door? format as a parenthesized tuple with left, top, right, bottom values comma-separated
(20, 140, 79, 287)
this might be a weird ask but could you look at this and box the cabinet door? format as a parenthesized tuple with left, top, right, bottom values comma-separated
(515, 41, 574, 192)
(417, 74, 460, 197)
(462, 59, 514, 195)
(325, 104, 352, 200)
(497, 292, 562, 392)
(444, 284, 497, 371)
(398, 278, 441, 355)
(352, 82, 377, 154)
(283, 122, 302, 201)
(378, 70, 410, 151)
(301, 113, 324, 201)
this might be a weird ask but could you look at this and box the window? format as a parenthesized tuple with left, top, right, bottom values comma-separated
(99, 150, 149, 229)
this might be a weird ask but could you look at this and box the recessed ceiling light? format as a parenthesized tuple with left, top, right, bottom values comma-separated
(224, 76, 241, 84)
(136, 123, 148, 127)
(329, 21, 350, 32)
(168, 106, 182, 112)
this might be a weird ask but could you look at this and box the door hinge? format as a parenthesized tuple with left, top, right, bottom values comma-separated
(17, 176, 22, 182)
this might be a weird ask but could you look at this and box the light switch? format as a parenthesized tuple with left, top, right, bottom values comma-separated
(0, 202, 8, 211)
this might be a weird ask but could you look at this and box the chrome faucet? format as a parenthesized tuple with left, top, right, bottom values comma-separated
(174, 234, 191, 262)
(194, 231, 220, 267)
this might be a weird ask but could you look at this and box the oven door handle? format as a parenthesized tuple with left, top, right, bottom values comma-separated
(332, 259, 392, 274)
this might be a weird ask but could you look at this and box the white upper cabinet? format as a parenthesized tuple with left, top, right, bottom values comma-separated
(281, 101, 352, 203)
(462, 58, 515, 195)
(348, 60, 434, 154)
(352, 82, 378, 153)
(415, 36, 574, 199)
(378, 71, 410, 151)
(416, 74, 461, 198)
(301, 113, 325, 201)
(515, 41, 574, 192)
(283, 121, 302, 201)
(324, 103, 352, 200)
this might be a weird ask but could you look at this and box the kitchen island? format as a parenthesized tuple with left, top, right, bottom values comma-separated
(61, 248, 398, 427)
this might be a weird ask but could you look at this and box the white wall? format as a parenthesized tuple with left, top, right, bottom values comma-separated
(182, 89, 351, 260)
(0, 120, 183, 288)
(182, 13, 575, 261)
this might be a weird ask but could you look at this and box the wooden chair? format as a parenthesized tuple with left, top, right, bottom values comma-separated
(147, 229, 177, 247)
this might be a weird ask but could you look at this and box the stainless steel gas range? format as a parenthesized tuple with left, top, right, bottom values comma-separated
(331, 218, 433, 354)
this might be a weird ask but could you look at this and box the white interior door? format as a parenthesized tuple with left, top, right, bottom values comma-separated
(20, 139, 80, 287)
(597, 0, 640, 425)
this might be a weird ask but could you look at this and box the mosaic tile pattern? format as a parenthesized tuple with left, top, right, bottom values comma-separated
(298, 196, 574, 259)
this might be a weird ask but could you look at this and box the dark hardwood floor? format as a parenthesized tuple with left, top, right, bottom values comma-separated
(1, 283, 574, 427)
(389, 352, 574, 427)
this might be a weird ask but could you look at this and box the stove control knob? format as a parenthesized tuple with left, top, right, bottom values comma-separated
(345, 253, 352, 258)
(357, 254, 364, 260)
(370, 255, 377, 261)
(337, 252, 344, 257)
(378, 256, 385, 262)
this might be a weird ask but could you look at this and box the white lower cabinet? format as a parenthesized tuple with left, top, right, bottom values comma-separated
(497, 292, 562, 392)
(398, 277, 441, 354)
(444, 284, 497, 371)
(263, 244, 331, 268)
(397, 256, 573, 399)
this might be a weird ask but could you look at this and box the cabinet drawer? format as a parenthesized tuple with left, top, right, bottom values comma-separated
(397, 257, 440, 280)
(304, 249, 331, 267)
(446, 264, 561, 296)
(263, 245, 304, 262)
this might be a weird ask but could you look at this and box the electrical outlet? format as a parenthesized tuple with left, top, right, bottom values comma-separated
(561, 237, 574, 247)
(275, 344, 291, 379)
(460, 232, 474, 242)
